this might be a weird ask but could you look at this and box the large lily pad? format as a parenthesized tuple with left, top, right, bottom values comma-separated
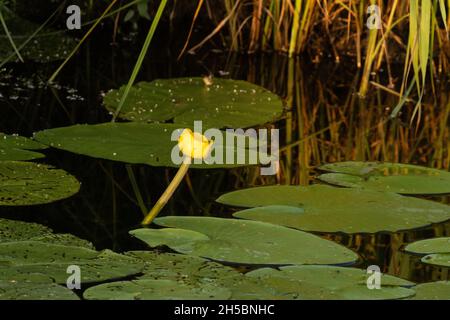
(83, 279, 231, 300)
(0, 218, 94, 249)
(219, 185, 450, 233)
(103, 78, 283, 128)
(0, 133, 47, 161)
(34, 122, 267, 169)
(126, 251, 290, 300)
(0, 218, 52, 242)
(404, 237, 450, 255)
(0, 12, 76, 63)
(410, 281, 450, 300)
(126, 251, 239, 281)
(0, 241, 144, 284)
(245, 265, 415, 300)
(318, 162, 450, 195)
(0, 280, 79, 300)
(131, 216, 358, 266)
(0, 161, 80, 206)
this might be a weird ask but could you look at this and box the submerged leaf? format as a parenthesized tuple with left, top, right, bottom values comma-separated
(0, 12, 76, 63)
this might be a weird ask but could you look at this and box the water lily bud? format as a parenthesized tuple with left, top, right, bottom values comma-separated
(178, 129, 212, 160)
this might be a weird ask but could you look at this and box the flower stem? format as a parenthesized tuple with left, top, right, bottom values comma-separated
(142, 162, 190, 225)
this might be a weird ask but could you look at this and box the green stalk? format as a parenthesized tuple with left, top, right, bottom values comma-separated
(112, 0, 167, 121)
(142, 162, 190, 226)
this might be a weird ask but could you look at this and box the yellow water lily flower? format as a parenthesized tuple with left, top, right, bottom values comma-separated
(178, 128, 213, 160)
(142, 128, 213, 226)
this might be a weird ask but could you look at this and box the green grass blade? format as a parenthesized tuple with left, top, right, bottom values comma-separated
(111, 0, 168, 121)
(409, 0, 421, 93)
(438, 0, 448, 33)
(419, 0, 432, 86)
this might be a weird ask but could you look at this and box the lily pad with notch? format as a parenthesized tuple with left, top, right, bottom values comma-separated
(34, 122, 269, 169)
(219, 185, 450, 233)
(130, 216, 358, 266)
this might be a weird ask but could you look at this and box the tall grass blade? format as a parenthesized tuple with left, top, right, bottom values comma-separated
(111, 0, 168, 121)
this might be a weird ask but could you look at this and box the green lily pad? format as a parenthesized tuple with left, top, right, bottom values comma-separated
(318, 162, 450, 195)
(410, 281, 450, 300)
(103, 78, 283, 128)
(83, 279, 232, 300)
(34, 122, 267, 169)
(0, 161, 80, 206)
(0, 241, 144, 284)
(246, 265, 415, 300)
(30, 233, 95, 250)
(0, 133, 47, 161)
(0, 281, 79, 300)
(129, 229, 210, 253)
(421, 254, 450, 267)
(131, 216, 358, 266)
(0, 218, 52, 242)
(0, 218, 94, 249)
(404, 237, 450, 255)
(0, 12, 76, 63)
(126, 251, 288, 300)
(219, 185, 450, 233)
(126, 251, 239, 281)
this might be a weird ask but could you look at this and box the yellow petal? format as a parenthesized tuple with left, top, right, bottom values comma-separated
(178, 129, 212, 160)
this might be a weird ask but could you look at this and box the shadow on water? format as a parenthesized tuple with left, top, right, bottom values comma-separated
(0, 25, 449, 283)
